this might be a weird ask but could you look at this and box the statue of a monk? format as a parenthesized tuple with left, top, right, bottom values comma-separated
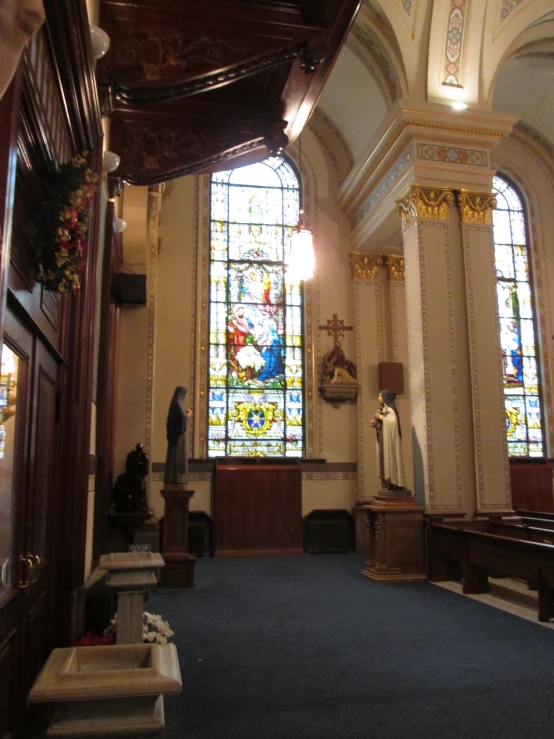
(373, 390, 406, 491)
(164, 386, 193, 485)
(125, 443, 150, 511)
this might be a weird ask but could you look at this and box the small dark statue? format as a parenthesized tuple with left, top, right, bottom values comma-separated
(164, 386, 193, 486)
(111, 443, 150, 513)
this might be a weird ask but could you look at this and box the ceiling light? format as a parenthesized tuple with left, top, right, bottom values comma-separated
(451, 101, 468, 111)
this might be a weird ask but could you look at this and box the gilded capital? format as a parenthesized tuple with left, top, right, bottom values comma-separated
(349, 252, 384, 280)
(396, 185, 455, 226)
(457, 191, 496, 224)
(385, 255, 405, 281)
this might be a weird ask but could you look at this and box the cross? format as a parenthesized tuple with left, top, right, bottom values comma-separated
(318, 314, 353, 345)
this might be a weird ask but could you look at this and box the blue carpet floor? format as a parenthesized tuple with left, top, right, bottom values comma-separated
(144, 554, 554, 739)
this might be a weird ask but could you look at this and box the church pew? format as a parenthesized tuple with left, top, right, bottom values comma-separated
(517, 516, 554, 532)
(429, 524, 554, 622)
(515, 510, 554, 521)
(489, 520, 554, 546)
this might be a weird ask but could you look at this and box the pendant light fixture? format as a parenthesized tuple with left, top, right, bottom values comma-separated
(288, 133, 314, 281)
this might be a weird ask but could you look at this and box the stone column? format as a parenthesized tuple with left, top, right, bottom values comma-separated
(397, 185, 511, 516)
(457, 191, 512, 513)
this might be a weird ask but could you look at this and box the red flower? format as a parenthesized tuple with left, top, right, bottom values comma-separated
(73, 631, 114, 646)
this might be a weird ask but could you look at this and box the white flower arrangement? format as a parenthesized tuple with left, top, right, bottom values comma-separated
(143, 612, 174, 644)
(103, 611, 175, 644)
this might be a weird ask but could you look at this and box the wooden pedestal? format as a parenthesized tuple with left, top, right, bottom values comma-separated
(362, 492, 426, 583)
(160, 485, 196, 588)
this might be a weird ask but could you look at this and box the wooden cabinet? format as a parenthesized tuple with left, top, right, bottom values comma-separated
(213, 458, 302, 556)
(510, 458, 554, 512)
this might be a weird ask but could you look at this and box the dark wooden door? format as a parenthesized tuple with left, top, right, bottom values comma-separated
(0, 307, 60, 736)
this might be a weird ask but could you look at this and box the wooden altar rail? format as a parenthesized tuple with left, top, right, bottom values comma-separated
(428, 524, 554, 621)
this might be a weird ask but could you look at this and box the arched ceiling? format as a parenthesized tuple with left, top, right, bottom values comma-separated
(317, 45, 388, 162)
(493, 56, 554, 147)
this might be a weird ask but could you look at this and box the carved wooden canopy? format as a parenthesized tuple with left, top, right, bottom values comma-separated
(98, 0, 361, 184)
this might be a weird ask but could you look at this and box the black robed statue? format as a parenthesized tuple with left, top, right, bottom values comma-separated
(164, 386, 193, 485)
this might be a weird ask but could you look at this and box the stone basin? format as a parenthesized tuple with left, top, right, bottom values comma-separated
(29, 644, 182, 703)
(99, 552, 165, 571)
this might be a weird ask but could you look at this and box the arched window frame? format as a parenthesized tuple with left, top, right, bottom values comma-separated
(206, 155, 306, 458)
(492, 174, 544, 458)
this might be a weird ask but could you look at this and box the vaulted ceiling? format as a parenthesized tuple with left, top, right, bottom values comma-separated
(98, 0, 361, 185)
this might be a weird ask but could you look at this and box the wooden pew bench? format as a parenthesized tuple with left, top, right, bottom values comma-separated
(490, 520, 554, 546)
(429, 524, 554, 622)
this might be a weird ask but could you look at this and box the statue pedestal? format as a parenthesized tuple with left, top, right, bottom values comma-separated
(160, 485, 196, 588)
(362, 490, 426, 583)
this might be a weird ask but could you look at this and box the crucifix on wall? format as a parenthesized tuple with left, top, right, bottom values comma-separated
(318, 313, 359, 407)
(318, 313, 353, 345)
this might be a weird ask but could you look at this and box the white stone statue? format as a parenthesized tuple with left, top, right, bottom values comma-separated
(0, 0, 45, 100)
(372, 390, 406, 490)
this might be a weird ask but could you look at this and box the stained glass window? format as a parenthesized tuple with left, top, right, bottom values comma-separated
(208, 157, 303, 457)
(493, 176, 543, 457)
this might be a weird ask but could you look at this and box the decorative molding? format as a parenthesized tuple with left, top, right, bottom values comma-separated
(444, 225, 463, 508)
(501, 0, 524, 21)
(418, 226, 434, 505)
(385, 255, 405, 281)
(416, 143, 487, 167)
(191, 176, 199, 460)
(391, 283, 398, 363)
(309, 109, 353, 187)
(349, 253, 405, 282)
(199, 176, 211, 459)
(397, 185, 455, 226)
(354, 280, 364, 498)
(349, 253, 384, 280)
(348, 25, 399, 106)
(402, 0, 413, 15)
(145, 185, 163, 499)
(302, 471, 358, 481)
(342, 113, 508, 218)
(353, 145, 413, 229)
(457, 191, 496, 224)
(119, 126, 267, 185)
(115, 40, 305, 100)
(443, 0, 468, 87)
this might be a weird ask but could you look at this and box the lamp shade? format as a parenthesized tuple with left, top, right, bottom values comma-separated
(288, 227, 314, 281)
(113, 217, 127, 234)
(90, 25, 110, 60)
(103, 150, 120, 173)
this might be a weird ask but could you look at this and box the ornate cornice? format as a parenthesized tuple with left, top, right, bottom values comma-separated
(386, 255, 405, 281)
(457, 191, 496, 224)
(338, 102, 518, 217)
(349, 253, 405, 281)
(349, 253, 384, 280)
(396, 185, 455, 226)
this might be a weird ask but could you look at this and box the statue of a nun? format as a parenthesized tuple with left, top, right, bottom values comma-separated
(164, 386, 193, 486)
(373, 389, 406, 491)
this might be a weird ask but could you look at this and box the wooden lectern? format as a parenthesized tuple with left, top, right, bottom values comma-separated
(160, 485, 196, 587)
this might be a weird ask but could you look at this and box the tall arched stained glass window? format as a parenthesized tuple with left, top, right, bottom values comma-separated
(493, 175, 543, 457)
(208, 157, 304, 457)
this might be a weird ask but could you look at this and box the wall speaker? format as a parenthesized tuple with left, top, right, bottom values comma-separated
(111, 273, 147, 305)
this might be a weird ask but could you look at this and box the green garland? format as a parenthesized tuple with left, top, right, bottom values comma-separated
(33, 154, 99, 294)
